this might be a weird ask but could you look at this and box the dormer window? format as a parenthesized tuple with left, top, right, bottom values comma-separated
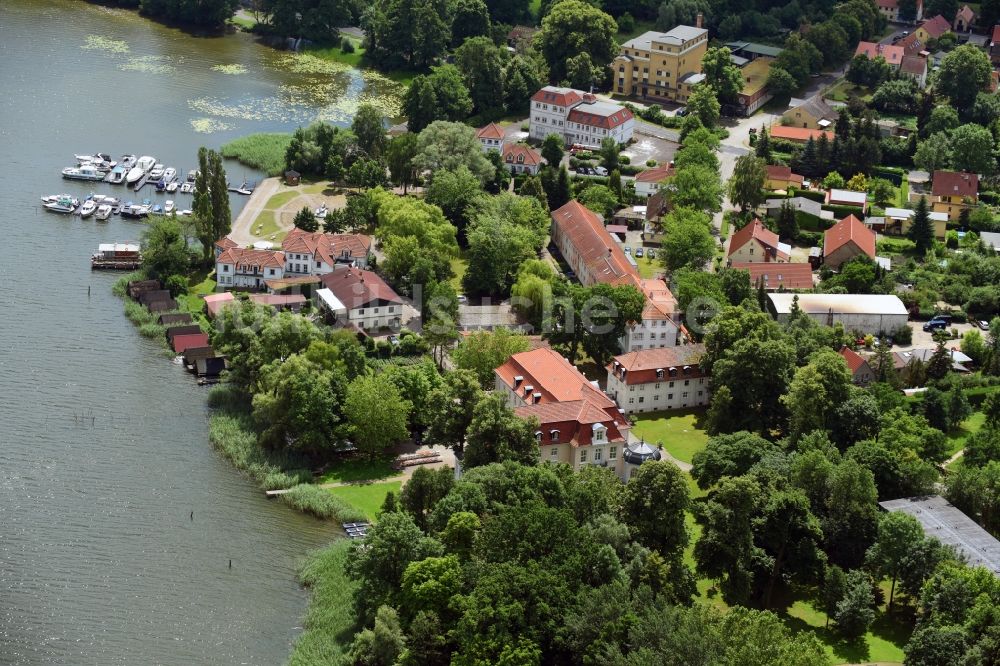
(593, 423, 606, 442)
(535, 430, 543, 442)
(656, 368, 664, 379)
(550, 429, 561, 441)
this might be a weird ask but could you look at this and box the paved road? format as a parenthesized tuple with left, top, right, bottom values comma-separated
(229, 177, 282, 245)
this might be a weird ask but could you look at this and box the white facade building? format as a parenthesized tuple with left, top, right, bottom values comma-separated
(318, 266, 404, 331)
(216, 247, 285, 289)
(607, 344, 709, 415)
(529, 86, 635, 146)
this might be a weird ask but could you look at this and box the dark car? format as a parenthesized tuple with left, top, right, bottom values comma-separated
(922, 318, 950, 332)
(675, 107, 688, 117)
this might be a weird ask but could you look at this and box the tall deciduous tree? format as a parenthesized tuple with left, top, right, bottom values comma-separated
(702, 47, 744, 103)
(687, 83, 721, 128)
(535, 0, 618, 83)
(454, 36, 507, 115)
(463, 393, 539, 468)
(352, 103, 387, 158)
(661, 207, 716, 271)
(344, 374, 412, 458)
(452, 328, 531, 387)
(865, 510, 925, 610)
(936, 45, 992, 115)
(728, 154, 767, 215)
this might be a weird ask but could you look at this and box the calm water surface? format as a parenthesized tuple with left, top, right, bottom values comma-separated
(0, 1, 392, 663)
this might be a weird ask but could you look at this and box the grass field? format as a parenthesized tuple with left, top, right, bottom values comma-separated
(287, 541, 358, 665)
(450, 253, 469, 292)
(305, 42, 364, 69)
(636, 255, 661, 279)
(176, 268, 217, 317)
(826, 80, 873, 103)
(945, 411, 986, 456)
(629, 409, 709, 464)
(327, 481, 402, 521)
(264, 190, 300, 210)
(784, 595, 910, 664)
(253, 210, 286, 242)
(315, 456, 402, 485)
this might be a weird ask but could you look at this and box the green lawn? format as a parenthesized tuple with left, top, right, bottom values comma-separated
(636, 255, 661, 279)
(629, 408, 709, 464)
(306, 43, 365, 69)
(176, 268, 216, 317)
(897, 179, 909, 207)
(826, 80, 873, 103)
(315, 456, 402, 485)
(264, 190, 300, 210)
(327, 481, 403, 521)
(945, 411, 986, 456)
(784, 597, 909, 664)
(228, 14, 256, 29)
(450, 253, 469, 292)
(253, 209, 286, 242)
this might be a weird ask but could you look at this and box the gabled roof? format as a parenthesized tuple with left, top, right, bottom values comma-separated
(495, 347, 617, 409)
(839, 345, 871, 374)
(764, 164, 804, 185)
(318, 266, 402, 309)
(215, 236, 239, 252)
(931, 170, 979, 198)
(824, 214, 877, 258)
(731, 262, 814, 290)
(728, 219, 786, 259)
(476, 122, 505, 140)
(567, 101, 634, 130)
(502, 143, 542, 167)
(531, 86, 583, 107)
(855, 41, 905, 65)
(610, 344, 706, 377)
(636, 164, 676, 183)
(900, 54, 927, 76)
(768, 125, 835, 142)
(638, 278, 677, 320)
(551, 200, 638, 286)
(921, 14, 952, 38)
(216, 247, 285, 270)
(203, 291, 236, 318)
(282, 229, 371, 266)
(786, 95, 836, 121)
(622, 26, 707, 51)
(827, 189, 868, 206)
(956, 4, 975, 22)
(877, 0, 898, 9)
(515, 399, 628, 446)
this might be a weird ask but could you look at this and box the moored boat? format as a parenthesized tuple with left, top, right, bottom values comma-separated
(62, 165, 105, 181)
(107, 164, 127, 184)
(164, 200, 175, 214)
(166, 181, 178, 193)
(179, 182, 192, 193)
(149, 163, 165, 179)
(120, 154, 137, 169)
(79, 200, 97, 218)
(41, 193, 80, 206)
(126, 156, 156, 184)
(163, 167, 176, 183)
(43, 197, 76, 213)
(95, 204, 112, 221)
(92, 241, 142, 270)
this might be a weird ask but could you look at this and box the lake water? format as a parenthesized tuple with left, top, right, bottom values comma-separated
(0, 1, 394, 663)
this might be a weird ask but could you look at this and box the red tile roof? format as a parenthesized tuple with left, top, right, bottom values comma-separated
(282, 229, 371, 266)
(551, 200, 638, 286)
(730, 262, 814, 290)
(172, 332, 210, 354)
(728, 219, 787, 260)
(838, 345, 870, 374)
(635, 164, 676, 183)
(216, 247, 285, 270)
(877, 0, 897, 9)
(495, 348, 617, 409)
(203, 292, 236, 318)
(855, 41, 905, 65)
(215, 236, 239, 252)
(900, 54, 927, 76)
(566, 105, 634, 130)
(931, 170, 979, 198)
(502, 143, 542, 167)
(608, 344, 707, 385)
(824, 214, 877, 259)
(956, 5, 975, 23)
(638, 278, 678, 320)
(318, 266, 401, 309)
(921, 14, 952, 38)
(531, 86, 583, 107)
(992, 24, 1000, 43)
(515, 399, 627, 446)
(476, 122, 505, 140)
(765, 164, 804, 186)
(768, 125, 835, 143)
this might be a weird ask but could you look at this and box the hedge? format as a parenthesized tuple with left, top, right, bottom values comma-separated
(823, 204, 865, 218)
(790, 188, 827, 203)
(795, 210, 831, 232)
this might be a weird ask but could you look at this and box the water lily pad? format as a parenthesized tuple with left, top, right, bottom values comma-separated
(82, 35, 130, 54)
(191, 117, 234, 133)
(212, 64, 248, 75)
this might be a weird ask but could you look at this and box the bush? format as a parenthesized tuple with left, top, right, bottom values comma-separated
(281, 484, 367, 521)
(823, 204, 865, 218)
(220, 133, 294, 176)
(138, 322, 165, 338)
(646, 159, 657, 167)
(617, 11, 635, 33)
(341, 36, 355, 53)
(791, 188, 827, 203)
(890, 324, 913, 345)
(619, 154, 631, 165)
(796, 230, 822, 246)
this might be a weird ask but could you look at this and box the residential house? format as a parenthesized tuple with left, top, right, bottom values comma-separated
(501, 143, 542, 175)
(767, 293, 910, 335)
(727, 218, 791, 264)
(634, 163, 675, 197)
(875, 0, 924, 22)
(621, 278, 681, 352)
(494, 348, 635, 478)
(826, 188, 868, 212)
(900, 54, 929, 87)
(782, 95, 837, 130)
(215, 247, 285, 289)
(214, 236, 238, 258)
(550, 200, 637, 286)
(884, 206, 949, 239)
(730, 262, 815, 290)
(612, 23, 710, 103)
(768, 125, 836, 144)
(931, 170, 978, 221)
(764, 164, 804, 191)
(281, 229, 372, 276)
(991, 25, 1000, 64)
(203, 292, 235, 319)
(248, 293, 307, 312)
(824, 214, 877, 269)
(317, 266, 404, 331)
(839, 346, 876, 385)
(915, 14, 952, 41)
(954, 5, 975, 31)
(734, 57, 774, 116)
(529, 87, 635, 145)
(475, 123, 505, 152)
(894, 347, 973, 373)
(606, 344, 709, 415)
(855, 42, 905, 68)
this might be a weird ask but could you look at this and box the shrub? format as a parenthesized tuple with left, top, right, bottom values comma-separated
(646, 159, 657, 167)
(341, 36, 355, 53)
(791, 188, 827, 203)
(281, 484, 367, 521)
(796, 230, 822, 246)
(139, 322, 164, 338)
(619, 154, 631, 165)
(890, 323, 913, 345)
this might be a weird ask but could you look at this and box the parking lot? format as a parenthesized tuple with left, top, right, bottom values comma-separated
(902, 320, 980, 351)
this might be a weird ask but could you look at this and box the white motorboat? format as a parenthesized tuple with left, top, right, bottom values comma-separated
(75, 152, 111, 163)
(149, 163, 165, 179)
(164, 200, 175, 214)
(186, 170, 197, 183)
(107, 164, 127, 184)
(178, 209, 192, 216)
(43, 197, 76, 213)
(96, 204, 112, 221)
(314, 204, 328, 219)
(162, 167, 176, 182)
(179, 182, 192, 193)
(62, 165, 105, 181)
(166, 181, 178, 193)
(41, 194, 80, 206)
(79, 200, 97, 218)
(127, 156, 156, 184)
(119, 154, 137, 169)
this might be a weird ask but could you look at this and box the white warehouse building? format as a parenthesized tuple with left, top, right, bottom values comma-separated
(767, 293, 909, 336)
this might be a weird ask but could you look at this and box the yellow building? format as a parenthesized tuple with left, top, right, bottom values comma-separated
(931, 170, 978, 221)
(612, 24, 709, 103)
(781, 95, 837, 130)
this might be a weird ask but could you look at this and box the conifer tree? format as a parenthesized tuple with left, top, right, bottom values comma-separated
(908, 195, 934, 255)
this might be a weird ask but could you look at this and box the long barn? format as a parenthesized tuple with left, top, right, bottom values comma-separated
(767, 293, 909, 336)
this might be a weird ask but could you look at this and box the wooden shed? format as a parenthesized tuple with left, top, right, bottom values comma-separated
(172, 332, 210, 354)
(196, 356, 227, 377)
(284, 170, 301, 186)
(147, 299, 178, 313)
(166, 324, 204, 344)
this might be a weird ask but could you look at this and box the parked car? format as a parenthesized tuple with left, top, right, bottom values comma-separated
(978, 320, 991, 331)
(923, 317, 950, 332)
(635, 247, 644, 257)
(647, 249, 656, 259)
(457, 295, 468, 304)
(595, 166, 608, 176)
(624, 246, 632, 254)
(675, 107, 688, 117)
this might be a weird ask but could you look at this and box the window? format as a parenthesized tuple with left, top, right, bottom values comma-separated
(668, 393, 673, 400)
(655, 382, 661, 389)
(685, 379, 690, 386)
(630, 468, 638, 479)
(535, 431, 542, 442)
(551, 447, 558, 458)
(669, 381, 674, 388)
(629, 386, 635, 392)
(629, 397, 635, 404)
(683, 392, 689, 398)
(580, 449, 587, 463)
(358, 308, 364, 315)
(222, 265, 229, 272)
(594, 448, 603, 462)
(374, 308, 379, 314)
(595, 428, 605, 442)
(654, 395, 659, 401)
(609, 446, 617, 460)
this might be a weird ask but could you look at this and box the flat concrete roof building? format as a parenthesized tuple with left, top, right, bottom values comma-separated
(881, 496, 1000, 575)
(767, 293, 909, 335)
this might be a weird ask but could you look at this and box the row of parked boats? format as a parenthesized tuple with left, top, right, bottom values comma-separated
(62, 153, 201, 193)
(41, 192, 190, 218)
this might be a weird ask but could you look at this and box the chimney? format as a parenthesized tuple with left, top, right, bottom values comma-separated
(696, 12, 703, 28)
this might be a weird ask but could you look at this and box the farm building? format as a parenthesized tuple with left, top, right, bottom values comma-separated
(767, 293, 909, 335)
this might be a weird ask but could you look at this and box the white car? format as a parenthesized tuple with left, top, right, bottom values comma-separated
(595, 166, 608, 176)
